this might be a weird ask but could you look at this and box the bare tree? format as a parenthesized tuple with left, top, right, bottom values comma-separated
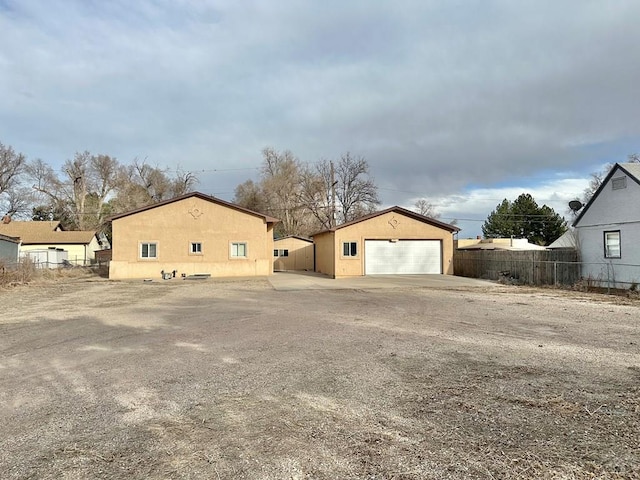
(299, 161, 333, 230)
(333, 153, 380, 223)
(0, 142, 28, 215)
(234, 149, 381, 235)
(27, 152, 122, 230)
(234, 179, 266, 213)
(260, 147, 311, 236)
(414, 199, 440, 219)
(112, 159, 198, 214)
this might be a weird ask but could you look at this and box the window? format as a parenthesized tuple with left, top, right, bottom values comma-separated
(231, 242, 247, 258)
(140, 242, 157, 259)
(604, 231, 621, 258)
(190, 242, 202, 254)
(274, 249, 289, 257)
(342, 241, 357, 257)
(612, 176, 627, 190)
(274, 249, 279, 257)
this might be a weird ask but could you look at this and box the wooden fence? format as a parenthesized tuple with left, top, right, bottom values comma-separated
(454, 250, 580, 286)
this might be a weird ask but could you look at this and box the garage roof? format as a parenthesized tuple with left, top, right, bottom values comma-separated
(312, 206, 460, 236)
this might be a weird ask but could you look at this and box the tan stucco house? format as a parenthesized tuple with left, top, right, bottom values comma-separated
(312, 206, 459, 278)
(0, 218, 103, 266)
(273, 235, 314, 271)
(108, 192, 279, 280)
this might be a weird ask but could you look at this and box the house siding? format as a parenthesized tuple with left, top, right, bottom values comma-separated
(577, 223, 640, 287)
(20, 237, 101, 265)
(0, 239, 19, 264)
(575, 165, 640, 287)
(109, 196, 275, 279)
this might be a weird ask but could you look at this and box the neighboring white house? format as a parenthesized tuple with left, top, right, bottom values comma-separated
(573, 162, 640, 288)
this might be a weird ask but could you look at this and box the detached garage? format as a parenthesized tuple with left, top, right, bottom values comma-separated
(312, 206, 459, 278)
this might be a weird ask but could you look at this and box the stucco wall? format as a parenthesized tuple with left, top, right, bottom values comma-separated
(312, 232, 335, 277)
(273, 237, 314, 271)
(109, 197, 275, 280)
(315, 211, 456, 278)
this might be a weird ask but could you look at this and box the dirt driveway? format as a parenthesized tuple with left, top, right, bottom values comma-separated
(1, 276, 639, 479)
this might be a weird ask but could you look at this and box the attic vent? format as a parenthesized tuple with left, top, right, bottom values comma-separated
(612, 176, 627, 190)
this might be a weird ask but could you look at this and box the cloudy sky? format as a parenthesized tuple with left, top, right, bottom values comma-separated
(2, 0, 639, 237)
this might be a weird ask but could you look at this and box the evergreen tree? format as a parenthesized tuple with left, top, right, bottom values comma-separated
(482, 193, 567, 245)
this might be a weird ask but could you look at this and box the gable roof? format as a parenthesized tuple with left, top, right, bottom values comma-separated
(547, 230, 577, 249)
(311, 206, 460, 236)
(274, 235, 313, 243)
(0, 220, 64, 244)
(0, 221, 97, 245)
(107, 191, 280, 224)
(573, 162, 640, 227)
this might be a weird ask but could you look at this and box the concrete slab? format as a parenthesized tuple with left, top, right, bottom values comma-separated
(267, 271, 499, 291)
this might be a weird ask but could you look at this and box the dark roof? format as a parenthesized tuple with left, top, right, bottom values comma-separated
(274, 235, 313, 243)
(0, 233, 20, 244)
(107, 191, 280, 224)
(311, 206, 460, 236)
(573, 163, 640, 227)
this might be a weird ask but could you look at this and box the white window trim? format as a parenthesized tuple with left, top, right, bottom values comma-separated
(230, 242, 248, 258)
(190, 242, 203, 255)
(604, 231, 621, 259)
(342, 241, 358, 258)
(140, 242, 158, 260)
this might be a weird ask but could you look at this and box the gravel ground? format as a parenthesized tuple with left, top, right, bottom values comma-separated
(1, 274, 639, 479)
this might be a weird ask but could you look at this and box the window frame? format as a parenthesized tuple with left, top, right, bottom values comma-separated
(603, 230, 621, 259)
(342, 241, 358, 258)
(140, 242, 158, 259)
(190, 242, 203, 255)
(230, 242, 248, 258)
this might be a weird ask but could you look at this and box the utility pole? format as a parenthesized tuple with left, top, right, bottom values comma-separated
(330, 160, 336, 228)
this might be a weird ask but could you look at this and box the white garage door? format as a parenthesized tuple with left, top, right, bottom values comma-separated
(364, 240, 441, 274)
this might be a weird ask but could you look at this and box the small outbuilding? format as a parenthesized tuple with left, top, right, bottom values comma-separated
(273, 236, 314, 272)
(312, 206, 459, 278)
(0, 233, 20, 265)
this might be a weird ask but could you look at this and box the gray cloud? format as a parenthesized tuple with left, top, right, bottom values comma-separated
(1, 0, 639, 213)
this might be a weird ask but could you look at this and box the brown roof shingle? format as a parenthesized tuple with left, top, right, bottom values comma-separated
(0, 221, 96, 245)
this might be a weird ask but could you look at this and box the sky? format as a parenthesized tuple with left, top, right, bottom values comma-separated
(2, 0, 639, 238)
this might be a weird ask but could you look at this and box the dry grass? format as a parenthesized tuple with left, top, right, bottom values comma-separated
(0, 258, 100, 288)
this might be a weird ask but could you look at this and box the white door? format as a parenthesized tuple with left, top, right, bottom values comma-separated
(364, 240, 441, 274)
